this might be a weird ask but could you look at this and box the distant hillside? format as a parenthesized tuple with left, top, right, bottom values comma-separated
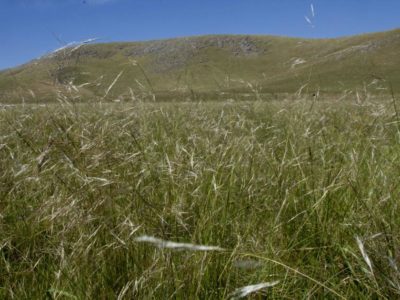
(1, 28, 399, 102)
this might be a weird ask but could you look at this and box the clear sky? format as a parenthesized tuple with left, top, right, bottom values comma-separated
(1, 0, 399, 70)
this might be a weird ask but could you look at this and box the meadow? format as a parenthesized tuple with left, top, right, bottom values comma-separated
(1, 97, 400, 299)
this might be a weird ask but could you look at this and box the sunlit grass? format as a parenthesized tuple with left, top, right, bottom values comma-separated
(1, 98, 400, 299)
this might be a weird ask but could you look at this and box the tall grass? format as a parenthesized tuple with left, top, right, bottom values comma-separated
(1, 98, 400, 298)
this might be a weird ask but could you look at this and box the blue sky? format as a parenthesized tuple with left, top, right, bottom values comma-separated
(1, 0, 399, 70)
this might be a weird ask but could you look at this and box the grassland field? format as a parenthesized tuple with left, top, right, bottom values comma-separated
(1, 96, 400, 299)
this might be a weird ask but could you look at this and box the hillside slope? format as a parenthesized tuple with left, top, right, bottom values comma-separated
(1, 28, 399, 102)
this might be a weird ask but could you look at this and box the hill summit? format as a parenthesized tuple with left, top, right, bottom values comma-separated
(1, 28, 399, 102)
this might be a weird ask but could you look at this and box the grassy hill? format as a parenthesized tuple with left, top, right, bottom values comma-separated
(1, 28, 399, 102)
(3, 29, 400, 299)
